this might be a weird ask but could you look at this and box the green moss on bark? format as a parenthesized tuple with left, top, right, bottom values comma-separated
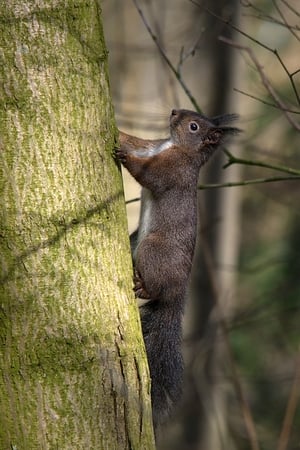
(0, 1, 155, 449)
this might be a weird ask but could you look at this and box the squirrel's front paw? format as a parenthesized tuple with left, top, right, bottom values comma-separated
(115, 148, 127, 164)
(134, 269, 151, 299)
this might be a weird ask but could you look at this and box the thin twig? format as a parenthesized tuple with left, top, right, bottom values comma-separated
(272, 0, 300, 41)
(233, 88, 300, 114)
(279, 0, 300, 18)
(243, 13, 300, 33)
(241, 0, 300, 36)
(291, 68, 300, 77)
(198, 175, 300, 189)
(191, 1, 300, 108)
(178, 33, 203, 75)
(125, 197, 140, 205)
(277, 352, 300, 450)
(219, 37, 300, 130)
(132, 0, 201, 113)
(190, 0, 274, 51)
(223, 149, 300, 175)
(272, 48, 300, 106)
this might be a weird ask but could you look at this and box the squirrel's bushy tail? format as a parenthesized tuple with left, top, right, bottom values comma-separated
(140, 300, 184, 430)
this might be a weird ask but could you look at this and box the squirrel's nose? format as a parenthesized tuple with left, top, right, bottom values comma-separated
(171, 109, 178, 116)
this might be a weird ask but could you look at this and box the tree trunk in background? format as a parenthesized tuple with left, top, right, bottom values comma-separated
(0, 2, 155, 449)
(183, 1, 242, 449)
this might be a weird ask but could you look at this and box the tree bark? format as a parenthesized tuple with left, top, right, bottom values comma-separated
(0, 1, 155, 449)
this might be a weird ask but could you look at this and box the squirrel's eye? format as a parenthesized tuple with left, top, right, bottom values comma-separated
(189, 121, 199, 132)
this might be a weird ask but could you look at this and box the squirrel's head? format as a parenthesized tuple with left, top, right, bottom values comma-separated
(169, 109, 240, 159)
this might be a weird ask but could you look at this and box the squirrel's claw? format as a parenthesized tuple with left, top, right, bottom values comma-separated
(134, 269, 151, 299)
(115, 148, 127, 164)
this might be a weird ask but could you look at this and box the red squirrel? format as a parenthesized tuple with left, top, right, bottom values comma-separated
(116, 109, 239, 431)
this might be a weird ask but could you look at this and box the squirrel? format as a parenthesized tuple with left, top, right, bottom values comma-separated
(116, 108, 239, 432)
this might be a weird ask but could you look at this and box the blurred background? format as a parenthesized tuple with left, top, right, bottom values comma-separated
(102, 1, 300, 449)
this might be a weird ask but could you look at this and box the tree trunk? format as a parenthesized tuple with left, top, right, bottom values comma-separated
(0, 1, 155, 449)
(179, 1, 242, 449)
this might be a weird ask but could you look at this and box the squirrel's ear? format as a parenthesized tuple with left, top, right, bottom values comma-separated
(204, 128, 223, 146)
(205, 125, 240, 146)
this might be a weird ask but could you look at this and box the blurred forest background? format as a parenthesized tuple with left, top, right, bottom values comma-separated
(102, 0, 300, 449)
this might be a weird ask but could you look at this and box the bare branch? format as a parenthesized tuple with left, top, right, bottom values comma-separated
(223, 149, 300, 175)
(177, 33, 203, 75)
(277, 352, 300, 450)
(219, 37, 300, 130)
(279, 0, 300, 17)
(132, 0, 201, 113)
(243, 13, 300, 33)
(125, 197, 140, 205)
(272, 47, 300, 105)
(198, 176, 300, 190)
(291, 68, 300, 77)
(272, 0, 300, 41)
(233, 88, 300, 114)
(241, 0, 300, 36)
(191, 1, 300, 108)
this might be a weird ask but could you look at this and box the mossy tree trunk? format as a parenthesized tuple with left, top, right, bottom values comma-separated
(0, 1, 155, 449)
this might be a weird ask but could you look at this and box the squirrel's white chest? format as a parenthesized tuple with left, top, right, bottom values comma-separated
(134, 138, 173, 258)
(136, 188, 153, 247)
(132, 138, 173, 157)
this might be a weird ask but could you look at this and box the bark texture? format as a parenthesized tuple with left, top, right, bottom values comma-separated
(0, 1, 154, 449)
